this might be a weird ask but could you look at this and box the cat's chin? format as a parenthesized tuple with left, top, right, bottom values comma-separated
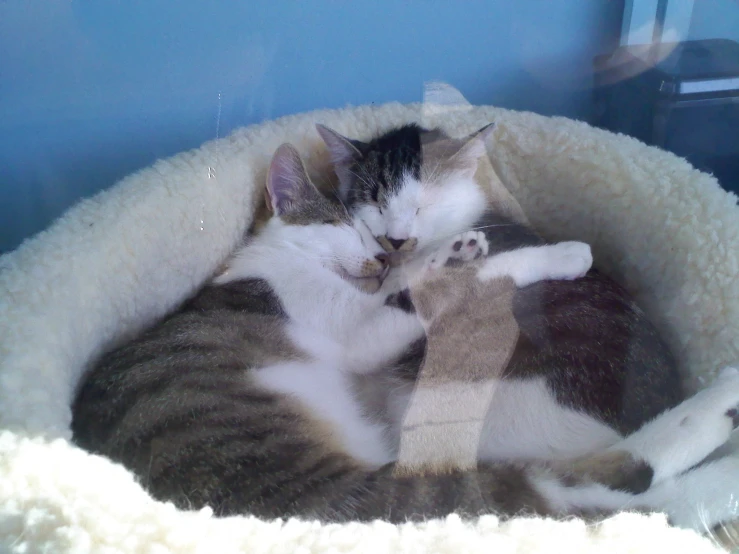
(347, 276, 383, 294)
(339, 266, 390, 294)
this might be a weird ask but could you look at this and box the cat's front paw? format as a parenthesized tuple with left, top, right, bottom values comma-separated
(425, 231, 489, 272)
(542, 241, 593, 281)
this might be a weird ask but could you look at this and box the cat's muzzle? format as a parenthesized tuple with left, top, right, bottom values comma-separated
(378, 237, 419, 267)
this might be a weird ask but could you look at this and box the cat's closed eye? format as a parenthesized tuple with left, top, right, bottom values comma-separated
(322, 219, 341, 225)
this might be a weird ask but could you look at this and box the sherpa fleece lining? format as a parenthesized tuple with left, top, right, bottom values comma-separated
(1, 102, 737, 553)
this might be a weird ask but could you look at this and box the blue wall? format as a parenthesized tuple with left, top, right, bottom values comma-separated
(688, 0, 739, 41)
(0, 1, 622, 253)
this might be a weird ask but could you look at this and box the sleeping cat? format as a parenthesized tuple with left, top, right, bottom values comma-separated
(390, 237, 739, 532)
(317, 122, 685, 461)
(70, 142, 737, 527)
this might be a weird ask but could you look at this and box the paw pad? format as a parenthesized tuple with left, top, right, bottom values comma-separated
(421, 231, 489, 275)
(448, 232, 488, 263)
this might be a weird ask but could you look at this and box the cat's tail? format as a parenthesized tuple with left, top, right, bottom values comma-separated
(304, 458, 623, 523)
(76, 346, 739, 531)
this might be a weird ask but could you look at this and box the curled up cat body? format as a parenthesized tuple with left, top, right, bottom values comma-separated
(317, 122, 685, 462)
(70, 143, 739, 527)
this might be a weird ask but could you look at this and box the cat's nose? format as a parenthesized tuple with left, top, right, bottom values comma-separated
(375, 253, 390, 267)
(387, 237, 407, 251)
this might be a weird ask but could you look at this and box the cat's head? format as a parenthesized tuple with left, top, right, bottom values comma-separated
(316, 123, 494, 260)
(260, 143, 390, 292)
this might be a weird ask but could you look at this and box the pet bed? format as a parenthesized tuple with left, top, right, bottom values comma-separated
(1, 101, 738, 553)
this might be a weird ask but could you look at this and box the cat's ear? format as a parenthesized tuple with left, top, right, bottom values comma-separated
(265, 143, 316, 216)
(316, 124, 367, 200)
(451, 122, 496, 178)
(316, 124, 365, 166)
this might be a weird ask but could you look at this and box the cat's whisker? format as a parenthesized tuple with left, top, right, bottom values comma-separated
(424, 138, 465, 183)
(423, 146, 445, 183)
(428, 139, 464, 182)
(697, 503, 721, 547)
(347, 168, 375, 192)
(710, 514, 739, 551)
(326, 183, 349, 212)
(467, 223, 517, 232)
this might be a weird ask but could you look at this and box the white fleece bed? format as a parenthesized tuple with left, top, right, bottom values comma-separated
(1, 101, 739, 553)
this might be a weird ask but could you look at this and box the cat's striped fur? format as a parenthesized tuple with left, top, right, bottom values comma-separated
(72, 143, 739, 527)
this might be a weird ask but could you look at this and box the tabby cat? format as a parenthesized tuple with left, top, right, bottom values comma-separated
(71, 142, 738, 527)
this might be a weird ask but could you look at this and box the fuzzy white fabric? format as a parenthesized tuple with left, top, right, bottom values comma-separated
(1, 101, 738, 553)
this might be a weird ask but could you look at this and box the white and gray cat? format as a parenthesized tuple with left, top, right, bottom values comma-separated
(72, 143, 739, 529)
(316, 121, 739, 533)
(317, 121, 685, 462)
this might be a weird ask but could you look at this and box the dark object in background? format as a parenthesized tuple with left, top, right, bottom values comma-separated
(592, 39, 739, 196)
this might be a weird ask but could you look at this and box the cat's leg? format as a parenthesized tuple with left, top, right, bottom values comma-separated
(476, 241, 593, 288)
(383, 231, 490, 308)
(339, 236, 493, 369)
(379, 265, 414, 297)
(606, 366, 739, 487)
(425, 230, 489, 270)
(533, 367, 739, 519)
(356, 238, 592, 380)
(338, 292, 425, 374)
(543, 368, 739, 518)
(418, 233, 592, 288)
(635, 455, 739, 533)
(383, 231, 492, 311)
